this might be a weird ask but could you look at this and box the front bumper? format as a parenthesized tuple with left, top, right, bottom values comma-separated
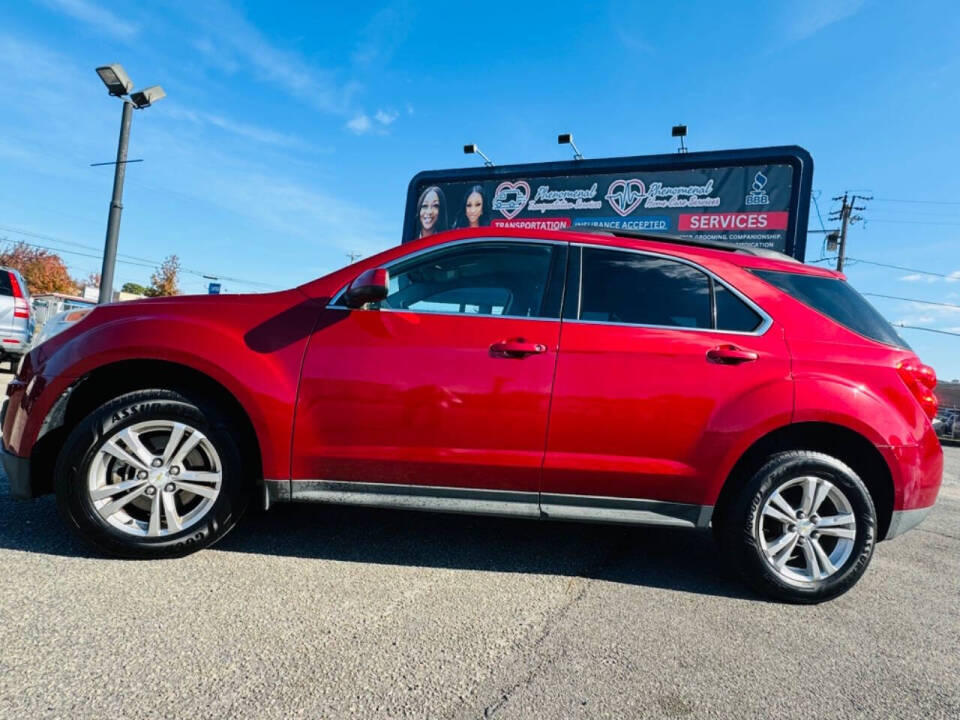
(1, 437, 33, 499)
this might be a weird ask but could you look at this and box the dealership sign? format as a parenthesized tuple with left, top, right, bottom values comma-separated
(402, 146, 813, 260)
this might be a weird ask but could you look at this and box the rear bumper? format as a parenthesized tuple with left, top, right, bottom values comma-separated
(886, 506, 934, 539)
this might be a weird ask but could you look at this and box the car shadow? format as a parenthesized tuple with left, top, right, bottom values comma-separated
(218, 502, 756, 600)
(0, 477, 756, 600)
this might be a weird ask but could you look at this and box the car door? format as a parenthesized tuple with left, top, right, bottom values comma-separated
(541, 244, 791, 525)
(291, 239, 567, 514)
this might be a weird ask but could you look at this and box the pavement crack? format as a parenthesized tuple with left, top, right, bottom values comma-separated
(473, 544, 629, 720)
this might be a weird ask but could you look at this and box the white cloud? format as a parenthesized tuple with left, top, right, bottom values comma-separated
(352, 1, 416, 68)
(783, 0, 866, 43)
(948, 270, 960, 283)
(40, 0, 139, 41)
(345, 113, 373, 135)
(374, 109, 398, 126)
(165, 106, 305, 148)
(190, 1, 356, 117)
(900, 273, 938, 283)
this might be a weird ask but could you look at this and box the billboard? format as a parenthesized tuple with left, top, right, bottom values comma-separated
(402, 145, 813, 260)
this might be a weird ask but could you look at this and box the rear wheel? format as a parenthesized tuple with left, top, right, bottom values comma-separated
(717, 451, 877, 603)
(55, 388, 252, 558)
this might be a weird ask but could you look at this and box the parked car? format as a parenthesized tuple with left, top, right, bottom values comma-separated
(28, 307, 93, 351)
(0, 228, 943, 603)
(0, 266, 34, 369)
(933, 410, 959, 440)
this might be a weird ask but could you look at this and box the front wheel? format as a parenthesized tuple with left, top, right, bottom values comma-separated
(717, 451, 877, 603)
(55, 388, 252, 558)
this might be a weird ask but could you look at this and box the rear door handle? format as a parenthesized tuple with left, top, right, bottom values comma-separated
(490, 339, 548, 358)
(706, 344, 759, 364)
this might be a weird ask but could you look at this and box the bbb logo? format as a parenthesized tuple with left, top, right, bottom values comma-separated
(745, 171, 769, 206)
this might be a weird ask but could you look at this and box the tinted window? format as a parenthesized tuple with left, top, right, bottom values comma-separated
(753, 269, 908, 349)
(0, 271, 11, 297)
(580, 248, 711, 328)
(380, 242, 556, 318)
(715, 282, 762, 332)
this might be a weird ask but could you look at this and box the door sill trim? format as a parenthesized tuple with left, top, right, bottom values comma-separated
(267, 479, 712, 528)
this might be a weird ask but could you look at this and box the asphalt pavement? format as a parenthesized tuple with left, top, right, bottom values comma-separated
(0, 424, 957, 718)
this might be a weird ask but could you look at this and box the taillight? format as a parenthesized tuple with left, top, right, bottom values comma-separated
(897, 360, 939, 420)
(9, 273, 30, 319)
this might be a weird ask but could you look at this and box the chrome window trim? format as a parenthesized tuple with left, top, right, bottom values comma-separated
(326, 236, 773, 337)
(569, 242, 774, 337)
(327, 236, 568, 313)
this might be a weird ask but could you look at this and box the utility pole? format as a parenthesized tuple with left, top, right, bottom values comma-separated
(346, 251, 362, 264)
(829, 193, 871, 272)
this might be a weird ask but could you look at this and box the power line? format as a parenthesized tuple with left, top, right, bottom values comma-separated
(0, 223, 280, 289)
(895, 324, 960, 338)
(872, 197, 960, 206)
(864, 219, 960, 227)
(811, 191, 828, 232)
(862, 293, 960, 309)
(844, 257, 956, 278)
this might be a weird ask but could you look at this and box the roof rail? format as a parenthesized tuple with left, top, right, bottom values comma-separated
(563, 226, 799, 262)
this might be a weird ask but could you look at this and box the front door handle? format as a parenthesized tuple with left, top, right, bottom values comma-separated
(490, 339, 548, 358)
(706, 344, 759, 365)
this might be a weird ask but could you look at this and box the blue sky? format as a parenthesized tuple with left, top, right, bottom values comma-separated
(1, 0, 959, 378)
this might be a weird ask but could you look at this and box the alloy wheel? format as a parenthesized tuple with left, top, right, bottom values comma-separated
(87, 420, 222, 537)
(756, 475, 857, 584)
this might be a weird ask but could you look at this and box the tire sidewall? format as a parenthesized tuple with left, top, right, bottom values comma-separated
(56, 390, 249, 558)
(732, 453, 877, 603)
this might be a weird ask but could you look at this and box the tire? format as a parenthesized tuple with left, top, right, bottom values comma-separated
(55, 388, 252, 558)
(716, 450, 877, 604)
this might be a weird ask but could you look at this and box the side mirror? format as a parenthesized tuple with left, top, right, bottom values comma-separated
(344, 267, 389, 308)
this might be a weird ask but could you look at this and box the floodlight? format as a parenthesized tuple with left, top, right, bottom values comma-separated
(558, 132, 583, 160)
(96, 64, 134, 96)
(463, 143, 494, 167)
(130, 85, 166, 109)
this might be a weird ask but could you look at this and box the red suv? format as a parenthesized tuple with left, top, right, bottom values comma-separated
(0, 228, 943, 602)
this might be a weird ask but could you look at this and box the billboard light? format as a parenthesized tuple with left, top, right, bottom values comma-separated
(558, 132, 583, 160)
(463, 143, 494, 167)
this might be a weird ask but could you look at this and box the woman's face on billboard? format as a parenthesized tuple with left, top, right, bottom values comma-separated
(419, 189, 440, 233)
(465, 191, 483, 227)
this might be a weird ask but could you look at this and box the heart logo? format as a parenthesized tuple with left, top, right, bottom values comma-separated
(493, 180, 531, 219)
(605, 178, 646, 217)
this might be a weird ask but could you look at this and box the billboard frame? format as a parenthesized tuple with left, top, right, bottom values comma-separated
(402, 145, 813, 260)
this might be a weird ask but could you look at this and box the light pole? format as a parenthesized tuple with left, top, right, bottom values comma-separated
(95, 64, 165, 304)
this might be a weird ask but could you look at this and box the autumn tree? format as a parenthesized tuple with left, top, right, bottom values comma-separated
(146, 255, 180, 297)
(0, 240, 77, 295)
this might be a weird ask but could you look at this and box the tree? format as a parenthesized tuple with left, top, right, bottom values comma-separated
(0, 240, 77, 295)
(146, 255, 180, 297)
(84, 272, 101, 288)
(121, 282, 147, 295)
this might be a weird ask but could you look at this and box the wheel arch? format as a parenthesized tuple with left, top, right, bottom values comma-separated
(712, 422, 895, 540)
(30, 359, 264, 498)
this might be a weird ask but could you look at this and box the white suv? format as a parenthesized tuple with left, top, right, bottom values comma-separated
(0, 267, 34, 369)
